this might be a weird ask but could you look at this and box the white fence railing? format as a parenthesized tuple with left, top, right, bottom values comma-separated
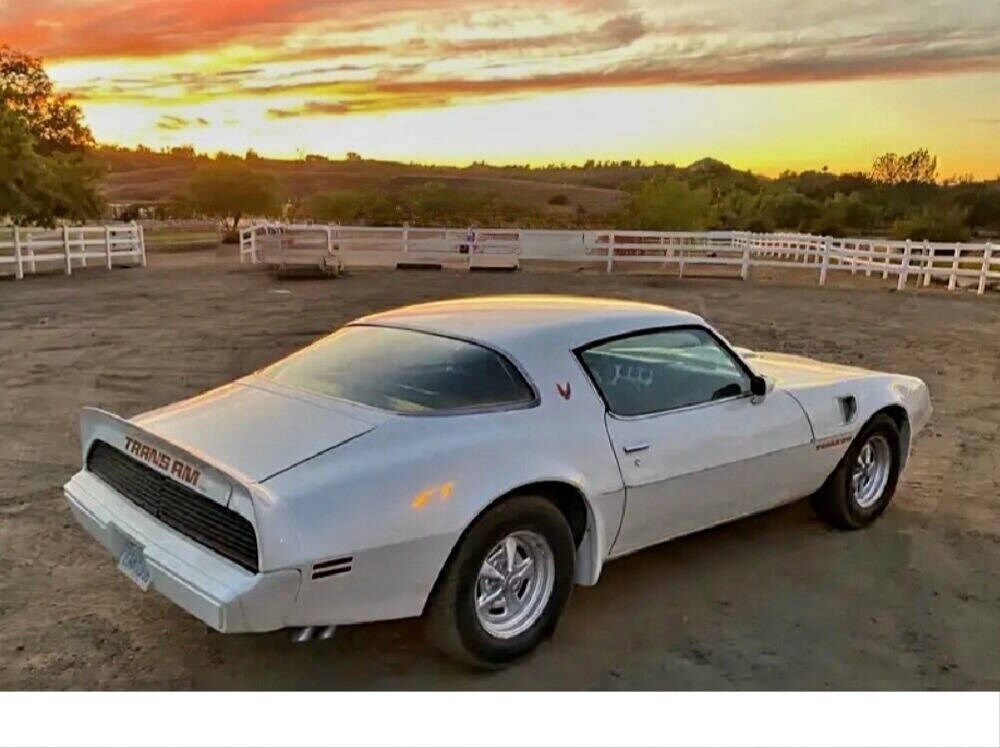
(239, 224, 999, 295)
(0, 223, 146, 279)
(241, 224, 520, 271)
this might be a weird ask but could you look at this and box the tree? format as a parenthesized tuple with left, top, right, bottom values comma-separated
(869, 148, 938, 185)
(892, 205, 969, 242)
(1, 45, 93, 153)
(305, 189, 374, 224)
(0, 46, 101, 224)
(0, 97, 102, 224)
(764, 190, 821, 230)
(184, 163, 279, 230)
(623, 178, 714, 230)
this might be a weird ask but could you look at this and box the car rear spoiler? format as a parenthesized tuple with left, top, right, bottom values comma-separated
(79, 407, 256, 516)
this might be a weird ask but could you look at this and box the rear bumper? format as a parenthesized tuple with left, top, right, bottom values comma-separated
(64, 471, 300, 633)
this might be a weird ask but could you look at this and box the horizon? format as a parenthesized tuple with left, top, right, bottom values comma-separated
(5, 1, 1000, 177)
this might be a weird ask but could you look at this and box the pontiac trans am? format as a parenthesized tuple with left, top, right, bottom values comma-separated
(64, 295, 932, 665)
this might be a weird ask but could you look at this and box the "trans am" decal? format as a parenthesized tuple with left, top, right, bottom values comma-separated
(123, 436, 201, 488)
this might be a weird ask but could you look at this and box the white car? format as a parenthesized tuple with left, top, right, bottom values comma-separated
(65, 295, 932, 665)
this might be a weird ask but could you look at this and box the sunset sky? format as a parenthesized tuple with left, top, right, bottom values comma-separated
(5, 0, 1000, 176)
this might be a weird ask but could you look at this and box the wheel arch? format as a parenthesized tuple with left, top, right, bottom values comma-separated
(421, 479, 603, 615)
(874, 403, 911, 467)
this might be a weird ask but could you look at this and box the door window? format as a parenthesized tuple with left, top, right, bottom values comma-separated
(579, 327, 750, 416)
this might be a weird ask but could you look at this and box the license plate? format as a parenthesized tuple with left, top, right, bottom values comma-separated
(118, 541, 151, 591)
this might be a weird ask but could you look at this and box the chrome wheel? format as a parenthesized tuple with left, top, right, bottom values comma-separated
(851, 434, 891, 508)
(474, 530, 555, 639)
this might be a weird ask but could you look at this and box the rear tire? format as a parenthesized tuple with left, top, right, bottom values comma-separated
(810, 413, 901, 530)
(426, 494, 575, 668)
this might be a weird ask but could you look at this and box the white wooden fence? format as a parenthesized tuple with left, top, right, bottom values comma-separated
(0, 223, 146, 279)
(241, 224, 520, 271)
(240, 224, 998, 295)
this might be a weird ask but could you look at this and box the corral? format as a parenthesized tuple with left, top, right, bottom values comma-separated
(0, 250, 998, 689)
(240, 224, 1000, 294)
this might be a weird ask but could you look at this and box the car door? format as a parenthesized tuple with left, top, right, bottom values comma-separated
(577, 326, 815, 556)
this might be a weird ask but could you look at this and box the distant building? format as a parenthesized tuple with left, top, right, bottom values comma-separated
(107, 202, 163, 221)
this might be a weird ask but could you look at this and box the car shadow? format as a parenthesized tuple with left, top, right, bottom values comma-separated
(183, 498, 871, 690)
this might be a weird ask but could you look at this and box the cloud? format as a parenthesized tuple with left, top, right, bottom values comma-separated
(14, 0, 1000, 122)
(428, 12, 648, 55)
(267, 45, 385, 63)
(217, 26, 1000, 120)
(268, 101, 352, 118)
(155, 114, 210, 130)
(0, 0, 533, 59)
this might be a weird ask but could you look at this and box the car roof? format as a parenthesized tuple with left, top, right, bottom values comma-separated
(351, 295, 705, 355)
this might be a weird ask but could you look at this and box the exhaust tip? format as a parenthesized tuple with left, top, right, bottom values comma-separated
(290, 626, 315, 643)
(317, 625, 337, 641)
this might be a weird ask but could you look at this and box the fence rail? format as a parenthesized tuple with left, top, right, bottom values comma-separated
(240, 224, 998, 295)
(0, 223, 146, 279)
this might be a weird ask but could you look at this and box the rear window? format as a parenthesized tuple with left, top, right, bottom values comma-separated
(262, 325, 535, 414)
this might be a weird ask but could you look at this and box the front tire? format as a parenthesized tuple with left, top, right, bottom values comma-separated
(426, 494, 575, 667)
(811, 413, 902, 529)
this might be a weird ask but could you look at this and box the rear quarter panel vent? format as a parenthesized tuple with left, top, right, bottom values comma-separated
(312, 556, 352, 580)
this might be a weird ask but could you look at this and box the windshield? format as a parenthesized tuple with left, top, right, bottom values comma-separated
(262, 325, 535, 414)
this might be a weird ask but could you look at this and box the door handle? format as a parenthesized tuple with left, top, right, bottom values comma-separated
(622, 443, 650, 454)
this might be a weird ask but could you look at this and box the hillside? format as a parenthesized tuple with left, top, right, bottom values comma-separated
(98, 149, 627, 218)
(96, 148, 1000, 239)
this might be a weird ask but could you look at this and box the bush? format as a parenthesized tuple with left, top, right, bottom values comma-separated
(891, 206, 970, 242)
(623, 178, 714, 230)
(548, 194, 569, 205)
(763, 191, 821, 230)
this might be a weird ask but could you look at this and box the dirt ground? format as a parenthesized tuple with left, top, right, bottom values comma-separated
(1, 251, 998, 690)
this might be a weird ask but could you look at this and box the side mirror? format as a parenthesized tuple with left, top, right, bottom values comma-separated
(750, 374, 767, 400)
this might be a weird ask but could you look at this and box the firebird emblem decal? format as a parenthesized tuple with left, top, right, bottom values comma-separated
(814, 433, 854, 450)
(123, 436, 201, 488)
(556, 382, 572, 400)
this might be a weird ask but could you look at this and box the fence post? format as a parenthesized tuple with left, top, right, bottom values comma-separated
(136, 222, 147, 267)
(78, 228, 87, 268)
(978, 242, 993, 296)
(402, 222, 409, 254)
(250, 227, 258, 264)
(896, 239, 912, 291)
(948, 244, 961, 291)
(740, 236, 750, 280)
(27, 229, 36, 273)
(922, 240, 934, 287)
(325, 225, 333, 255)
(105, 225, 112, 269)
(13, 226, 23, 280)
(605, 232, 614, 273)
(819, 236, 830, 286)
(62, 224, 72, 275)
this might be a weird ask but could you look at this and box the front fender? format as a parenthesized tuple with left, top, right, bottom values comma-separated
(785, 372, 931, 472)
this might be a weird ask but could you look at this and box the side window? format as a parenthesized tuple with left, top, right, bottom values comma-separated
(579, 328, 751, 416)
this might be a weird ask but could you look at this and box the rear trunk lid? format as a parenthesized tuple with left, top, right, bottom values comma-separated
(132, 378, 384, 482)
